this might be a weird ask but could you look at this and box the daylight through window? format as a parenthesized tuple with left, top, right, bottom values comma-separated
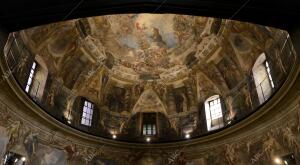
(265, 61, 274, 88)
(81, 100, 94, 126)
(25, 61, 37, 93)
(205, 95, 224, 131)
(143, 124, 156, 135)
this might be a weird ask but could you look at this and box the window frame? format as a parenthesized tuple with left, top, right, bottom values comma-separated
(142, 113, 157, 136)
(25, 61, 37, 93)
(80, 100, 94, 127)
(205, 95, 224, 131)
(252, 53, 275, 104)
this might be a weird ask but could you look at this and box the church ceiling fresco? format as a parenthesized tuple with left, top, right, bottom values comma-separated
(5, 13, 295, 142)
(23, 14, 214, 83)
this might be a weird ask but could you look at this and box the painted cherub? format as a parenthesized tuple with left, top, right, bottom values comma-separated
(282, 127, 300, 154)
(262, 131, 278, 160)
(63, 143, 78, 160)
(24, 131, 39, 157)
(6, 120, 21, 146)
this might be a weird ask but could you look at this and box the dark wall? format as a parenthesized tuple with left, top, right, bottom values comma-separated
(0, 26, 8, 54)
(1, 0, 300, 32)
(288, 23, 300, 59)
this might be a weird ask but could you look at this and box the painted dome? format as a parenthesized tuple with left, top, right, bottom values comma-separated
(4, 14, 295, 143)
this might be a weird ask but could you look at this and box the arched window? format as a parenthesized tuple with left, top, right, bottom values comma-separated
(252, 53, 274, 104)
(25, 61, 37, 93)
(25, 55, 48, 102)
(81, 100, 94, 126)
(205, 95, 224, 131)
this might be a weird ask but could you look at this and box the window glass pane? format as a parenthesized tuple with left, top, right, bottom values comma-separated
(81, 100, 94, 126)
(32, 62, 36, 68)
(25, 86, 30, 92)
(86, 108, 91, 114)
(25, 62, 37, 93)
(28, 78, 32, 85)
(208, 96, 223, 121)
